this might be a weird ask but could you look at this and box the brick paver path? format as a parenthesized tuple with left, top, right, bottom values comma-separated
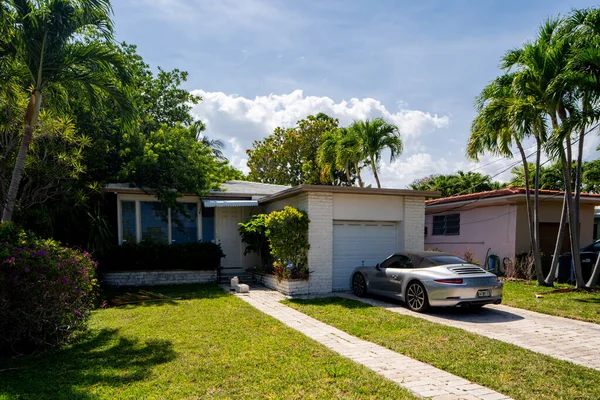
(231, 286, 511, 400)
(337, 292, 600, 371)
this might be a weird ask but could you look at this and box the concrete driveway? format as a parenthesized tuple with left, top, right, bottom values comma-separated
(337, 292, 600, 371)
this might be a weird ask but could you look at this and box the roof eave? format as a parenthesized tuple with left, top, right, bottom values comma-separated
(259, 184, 440, 204)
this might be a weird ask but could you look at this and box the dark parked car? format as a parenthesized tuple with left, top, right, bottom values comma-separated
(558, 240, 600, 282)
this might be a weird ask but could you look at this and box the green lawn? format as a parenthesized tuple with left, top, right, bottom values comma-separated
(502, 280, 600, 324)
(0, 285, 415, 400)
(285, 297, 600, 400)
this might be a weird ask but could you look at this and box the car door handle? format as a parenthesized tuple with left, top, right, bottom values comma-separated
(391, 275, 398, 280)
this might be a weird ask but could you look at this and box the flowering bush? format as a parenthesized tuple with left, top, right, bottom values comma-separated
(265, 207, 310, 281)
(0, 222, 98, 356)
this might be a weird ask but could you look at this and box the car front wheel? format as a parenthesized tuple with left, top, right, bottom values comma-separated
(406, 281, 429, 312)
(352, 273, 367, 297)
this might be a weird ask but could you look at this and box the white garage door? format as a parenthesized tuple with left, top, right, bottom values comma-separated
(332, 221, 398, 291)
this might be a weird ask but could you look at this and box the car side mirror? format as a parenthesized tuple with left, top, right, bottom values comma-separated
(375, 263, 380, 270)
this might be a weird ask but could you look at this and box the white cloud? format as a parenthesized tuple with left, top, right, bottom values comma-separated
(190, 89, 451, 186)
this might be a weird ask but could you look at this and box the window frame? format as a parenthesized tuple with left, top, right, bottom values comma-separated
(381, 255, 413, 269)
(432, 213, 460, 236)
(117, 193, 202, 245)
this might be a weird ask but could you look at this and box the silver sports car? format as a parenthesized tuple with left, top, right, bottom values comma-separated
(350, 251, 503, 312)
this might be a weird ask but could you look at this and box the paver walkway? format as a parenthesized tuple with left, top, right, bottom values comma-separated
(337, 292, 600, 371)
(231, 286, 510, 400)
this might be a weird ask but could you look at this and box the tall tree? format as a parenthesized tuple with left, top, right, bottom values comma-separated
(1, 0, 132, 222)
(247, 113, 348, 186)
(502, 18, 588, 287)
(350, 118, 403, 188)
(467, 73, 548, 285)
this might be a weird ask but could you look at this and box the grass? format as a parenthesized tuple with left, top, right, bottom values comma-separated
(502, 280, 600, 324)
(285, 297, 600, 400)
(0, 285, 415, 400)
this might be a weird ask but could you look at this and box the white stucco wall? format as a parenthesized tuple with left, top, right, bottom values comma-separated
(332, 193, 403, 220)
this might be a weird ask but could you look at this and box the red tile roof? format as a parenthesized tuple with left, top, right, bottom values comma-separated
(426, 188, 600, 206)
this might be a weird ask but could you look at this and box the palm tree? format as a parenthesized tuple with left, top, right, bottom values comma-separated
(335, 127, 365, 187)
(501, 18, 593, 287)
(1, 0, 132, 222)
(467, 74, 548, 285)
(350, 118, 403, 188)
(562, 8, 600, 288)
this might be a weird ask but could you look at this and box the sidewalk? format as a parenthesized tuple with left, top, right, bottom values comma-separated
(230, 286, 511, 400)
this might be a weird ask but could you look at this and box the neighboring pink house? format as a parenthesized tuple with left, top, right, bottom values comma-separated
(424, 188, 600, 269)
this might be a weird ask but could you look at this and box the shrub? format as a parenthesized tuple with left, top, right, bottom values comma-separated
(507, 253, 535, 280)
(238, 214, 271, 267)
(462, 248, 480, 266)
(0, 222, 98, 356)
(265, 206, 310, 280)
(98, 241, 225, 272)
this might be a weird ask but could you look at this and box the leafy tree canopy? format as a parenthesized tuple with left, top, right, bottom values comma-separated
(409, 171, 504, 197)
(246, 113, 346, 186)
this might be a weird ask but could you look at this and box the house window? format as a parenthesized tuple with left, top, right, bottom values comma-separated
(432, 214, 460, 236)
(121, 201, 137, 244)
(140, 201, 169, 244)
(120, 199, 202, 245)
(171, 203, 198, 243)
(202, 207, 215, 242)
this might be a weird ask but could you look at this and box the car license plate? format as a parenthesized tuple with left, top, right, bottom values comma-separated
(477, 289, 491, 298)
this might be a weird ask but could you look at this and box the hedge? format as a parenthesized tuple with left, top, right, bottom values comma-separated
(98, 242, 225, 272)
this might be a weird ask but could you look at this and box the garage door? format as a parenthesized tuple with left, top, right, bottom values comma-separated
(332, 221, 398, 291)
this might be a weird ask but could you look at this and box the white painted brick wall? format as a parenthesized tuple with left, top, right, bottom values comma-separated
(306, 192, 333, 294)
(403, 196, 425, 252)
(258, 274, 309, 296)
(102, 270, 216, 287)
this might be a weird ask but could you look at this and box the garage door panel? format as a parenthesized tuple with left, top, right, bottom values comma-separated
(332, 220, 399, 291)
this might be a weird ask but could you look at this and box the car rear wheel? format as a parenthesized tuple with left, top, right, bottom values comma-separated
(406, 281, 429, 312)
(352, 273, 367, 297)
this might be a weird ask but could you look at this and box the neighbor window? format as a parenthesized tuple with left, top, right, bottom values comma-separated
(120, 200, 200, 245)
(432, 214, 460, 235)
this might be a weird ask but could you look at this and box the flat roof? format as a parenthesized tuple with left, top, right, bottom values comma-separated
(259, 184, 441, 204)
(104, 181, 289, 197)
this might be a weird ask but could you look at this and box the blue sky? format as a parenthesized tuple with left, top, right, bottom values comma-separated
(112, 0, 599, 188)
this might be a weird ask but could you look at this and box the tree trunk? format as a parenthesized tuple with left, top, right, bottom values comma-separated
(586, 254, 600, 288)
(516, 140, 544, 284)
(552, 111, 584, 288)
(562, 141, 585, 288)
(1, 90, 42, 222)
(545, 193, 567, 285)
(354, 162, 363, 188)
(532, 136, 544, 285)
(370, 154, 381, 188)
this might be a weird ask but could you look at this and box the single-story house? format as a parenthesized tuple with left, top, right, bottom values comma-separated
(424, 188, 600, 269)
(104, 181, 438, 293)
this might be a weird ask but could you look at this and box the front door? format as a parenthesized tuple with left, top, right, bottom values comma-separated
(215, 207, 243, 273)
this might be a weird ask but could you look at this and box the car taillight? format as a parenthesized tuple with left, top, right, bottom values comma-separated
(434, 278, 464, 284)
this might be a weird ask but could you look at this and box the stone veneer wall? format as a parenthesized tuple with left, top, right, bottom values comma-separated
(102, 270, 216, 287)
(257, 274, 309, 296)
